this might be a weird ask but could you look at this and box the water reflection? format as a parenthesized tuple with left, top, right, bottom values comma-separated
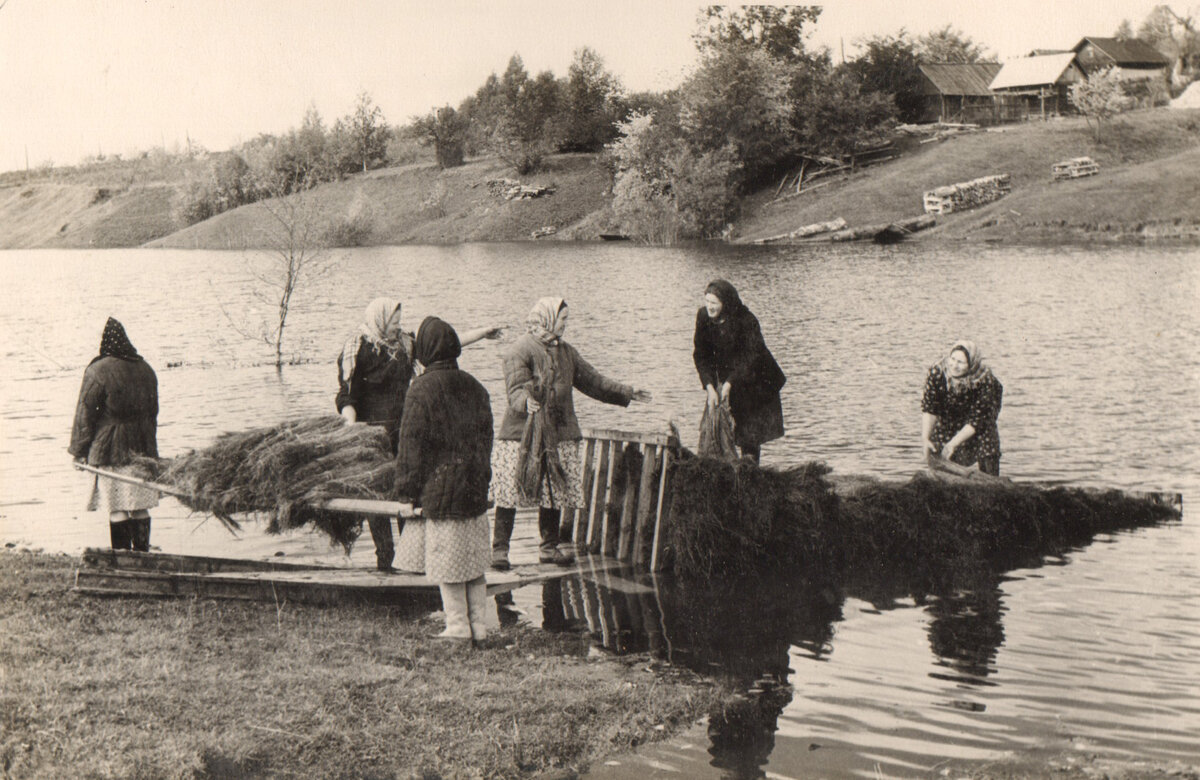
(923, 583, 1005, 688)
(515, 509, 1180, 779)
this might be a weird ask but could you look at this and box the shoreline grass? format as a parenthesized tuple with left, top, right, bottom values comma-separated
(0, 551, 725, 779)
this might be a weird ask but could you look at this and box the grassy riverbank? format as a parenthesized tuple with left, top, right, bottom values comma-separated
(0, 551, 723, 779)
(2, 109, 1197, 250)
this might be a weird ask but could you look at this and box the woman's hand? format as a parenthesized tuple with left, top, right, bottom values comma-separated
(720, 382, 732, 403)
(922, 438, 937, 455)
(631, 389, 652, 403)
(705, 385, 720, 409)
(940, 442, 957, 460)
(483, 327, 503, 340)
(341, 406, 357, 425)
(526, 397, 541, 414)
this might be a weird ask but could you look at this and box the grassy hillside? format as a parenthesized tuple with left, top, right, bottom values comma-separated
(734, 108, 1200, 243)
(150, 153, 615, 249)
(3, 108, 1197, 250)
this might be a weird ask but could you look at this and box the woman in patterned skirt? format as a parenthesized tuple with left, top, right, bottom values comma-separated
(69, 318, 159, 551)
(394, 317, 494, 642)
(921, 340, 1004, 476)
(490, 297, 651, 569)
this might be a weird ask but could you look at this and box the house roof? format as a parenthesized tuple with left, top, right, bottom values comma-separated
(918, 62, 1004, 96)
(990, 53, 1078, 90)
(1073, 37, 1171, 66)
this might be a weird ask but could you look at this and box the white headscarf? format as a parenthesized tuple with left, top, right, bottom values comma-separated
(526, 297, 568, 346)
(340, 297, 406, 381)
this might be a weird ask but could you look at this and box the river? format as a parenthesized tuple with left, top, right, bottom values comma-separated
(1, 242, 1197, 777)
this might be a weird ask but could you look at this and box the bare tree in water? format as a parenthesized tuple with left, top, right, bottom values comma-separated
(214, 166, 339, 369)
(255, 183, 339, 368)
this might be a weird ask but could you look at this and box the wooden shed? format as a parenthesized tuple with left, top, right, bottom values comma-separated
(917, 62, 1004, 124)
(989, 53, 1085, 119)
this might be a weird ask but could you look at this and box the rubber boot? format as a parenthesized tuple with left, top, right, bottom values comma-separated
(466, 576, 490, 643)
(491, 506, 515, 571)
(109, 518, 132, 550)
(368, 515, 395, 571)
(130, 516, 151, 552)
(538, 508, 573, 565)
(436, 582, 472, 640)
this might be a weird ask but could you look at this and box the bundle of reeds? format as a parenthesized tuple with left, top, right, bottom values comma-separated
(665, 456, 1182, 585)
(151, 416, 395, 551)
(665, 457, 841, 579)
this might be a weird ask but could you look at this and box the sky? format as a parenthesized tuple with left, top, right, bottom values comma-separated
(0, 0, 1173, 173)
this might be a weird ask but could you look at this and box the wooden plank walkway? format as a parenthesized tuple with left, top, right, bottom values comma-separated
(73, 509, 625, 606)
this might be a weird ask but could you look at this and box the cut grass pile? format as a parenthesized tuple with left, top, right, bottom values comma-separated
(151, 416, 395, 551)
(666, 456, 1182, 587)
(0, 551, 726, 779)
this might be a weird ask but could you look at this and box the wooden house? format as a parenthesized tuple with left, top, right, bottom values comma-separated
(1071, 37, 1171, 105)
(916, 62, 1004, 124)
(989, 53, 1085, 119)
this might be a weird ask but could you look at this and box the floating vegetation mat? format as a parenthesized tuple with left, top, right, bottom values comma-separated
(150, 416, 395, 551)
(666, 456, 1182, 585)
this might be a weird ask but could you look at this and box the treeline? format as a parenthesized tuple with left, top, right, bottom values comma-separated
(176, 92, 400, 225)
(179, 7, 1000, 236)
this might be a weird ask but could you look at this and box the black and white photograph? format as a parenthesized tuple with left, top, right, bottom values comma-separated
(1, 1, 1197, 777)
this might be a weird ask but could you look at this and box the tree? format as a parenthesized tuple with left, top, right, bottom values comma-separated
(343, 91, 388, 173)
(1114, 19, 1135, 41)
(245, 175, 341, 369)
(1069, 66, 1133, 141)
(560, 47, 623, 152)
(916, 25, 994, 63)
(677, 44, 792, 184)
(1139, 4, 1199, 81)
(490, 58, 562, 173)
(413, 105, 468, 168)
(796, 72, 896, 159)
(606, 112, 740, 243)
(845, 31, 926, 123)
(693, 5, 823, 64)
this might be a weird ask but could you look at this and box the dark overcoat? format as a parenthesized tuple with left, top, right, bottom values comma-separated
(394, 322, 493, 520)
(693, 307, 786, 450)
(68, 356, 159, 466)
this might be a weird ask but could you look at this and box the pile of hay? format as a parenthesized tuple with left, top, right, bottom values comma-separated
(666, 457, 841, 579)
(152, 416, 395, 551)
(666, 456, 1181, 585)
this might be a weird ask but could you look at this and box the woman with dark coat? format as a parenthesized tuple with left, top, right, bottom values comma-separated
(490, 297, 651, 569)
(693, 279, 786, 463)
(394, 317, 494, 642)
(337, 297, 498, 571)
(921, 340, 1003, 475)
(69, 318, 159, 551)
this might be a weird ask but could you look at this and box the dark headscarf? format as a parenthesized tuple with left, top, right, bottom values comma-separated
(705, 279, 746, 320)
(414, 316, 461, 369)
(95, 317, 140, 363)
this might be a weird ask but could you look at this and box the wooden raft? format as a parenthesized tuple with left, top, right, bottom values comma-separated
(73, 545, 629, 604)
(563, 427, 680, 571)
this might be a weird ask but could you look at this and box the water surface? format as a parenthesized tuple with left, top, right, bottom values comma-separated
(1, 242, 1197, 777)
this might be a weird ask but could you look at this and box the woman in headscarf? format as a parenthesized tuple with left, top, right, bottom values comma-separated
(337, 297, 499, 571)
(394, 317, 493, 642)
(490, 297, 651, 569)
(69, 318, 159, 552)
(693, 279, 786, 464)
(921, 340, 1004, 476)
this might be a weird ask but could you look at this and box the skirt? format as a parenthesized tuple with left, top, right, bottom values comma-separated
(395, 514, 489, 584)
(86, 464, 159, 514)
(490, 439, 583, 510)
